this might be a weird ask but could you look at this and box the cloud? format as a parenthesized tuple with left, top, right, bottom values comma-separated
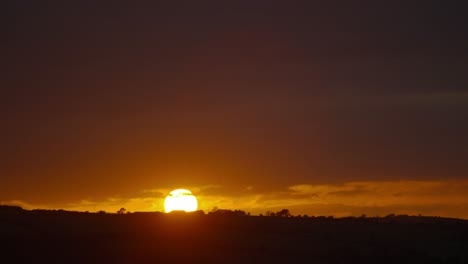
(3, 180, 468, 219)
(199, 180, 468, 218)
(287, 180, 468, 206)
(0, 200, 43, 209)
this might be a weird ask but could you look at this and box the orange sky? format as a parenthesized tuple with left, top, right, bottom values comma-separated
(1, 1, 468, 219)
(4, 180, 468, 219)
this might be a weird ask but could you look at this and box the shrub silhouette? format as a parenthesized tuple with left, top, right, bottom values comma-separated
(275, 209, 291, 217)
(208, 209, 246, 216)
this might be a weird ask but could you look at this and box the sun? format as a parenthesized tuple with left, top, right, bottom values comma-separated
(164, 189, 198, 213)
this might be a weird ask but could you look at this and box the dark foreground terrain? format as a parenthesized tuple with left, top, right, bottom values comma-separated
(1, 206, 467, 264)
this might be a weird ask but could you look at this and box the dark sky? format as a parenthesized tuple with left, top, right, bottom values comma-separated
(1, 1, 468, 212)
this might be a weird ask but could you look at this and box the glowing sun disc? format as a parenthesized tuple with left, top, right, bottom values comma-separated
(164, 189, 198, 213)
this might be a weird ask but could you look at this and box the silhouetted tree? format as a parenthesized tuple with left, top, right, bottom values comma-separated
(275, 209, 291, 217)
(209, 209, 246, 216)
(193, 210, 205, 216)
(117, 208, 126, 214)
(235, 210, 246, 216)
(265, 211, 275, 217)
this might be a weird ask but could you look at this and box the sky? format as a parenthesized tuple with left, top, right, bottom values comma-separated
(2, 1, 468, 218)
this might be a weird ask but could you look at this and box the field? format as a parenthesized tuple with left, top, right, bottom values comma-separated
(1, 206, 467, 263)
